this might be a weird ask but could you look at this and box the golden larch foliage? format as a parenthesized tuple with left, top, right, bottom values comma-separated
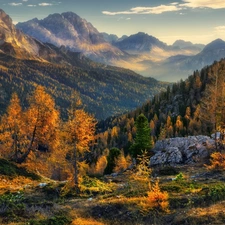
(94, 155, 108, 175)
(146, 179, 169, 211)
(205, 152, 225, 171)
(113, 151, 132, 173)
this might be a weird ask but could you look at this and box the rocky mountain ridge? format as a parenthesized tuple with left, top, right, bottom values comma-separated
(16, 12, 127, 64)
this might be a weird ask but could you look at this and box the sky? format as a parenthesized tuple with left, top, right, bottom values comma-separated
(1, 0, 225, 45)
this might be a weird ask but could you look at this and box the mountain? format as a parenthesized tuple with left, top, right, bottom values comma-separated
(157, 38, 225, 81)
(101, 32, 128, 44)
(0, 9, 168, 120)
(101, 33, 118, 43)
(0, 9, 54, 61)
(111, 33, 204, 80)
(172, 40, 205, 51)
(113, 32, 167, 53)
(16, 12, 127, 64)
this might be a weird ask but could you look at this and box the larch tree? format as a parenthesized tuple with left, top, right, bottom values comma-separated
(19, 86, 60, 164)
(0, 93, 26, 160)
(200, 64, 225, 140)
(0, 86, 60, 164)
(63, 106, 96, 192)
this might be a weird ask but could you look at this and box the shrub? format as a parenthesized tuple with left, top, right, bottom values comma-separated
(146, 179, 169, 211)
(174, 172, 184, 182)
(0, 192, 25, 218)
(205, 152, 225, 171)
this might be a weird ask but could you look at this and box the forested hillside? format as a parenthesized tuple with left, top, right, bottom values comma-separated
(0, 53, 167, 120)
(96, 59, 225, 153)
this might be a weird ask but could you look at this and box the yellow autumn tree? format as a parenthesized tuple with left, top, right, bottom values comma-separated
(63, 107, 96, 192)
(93, 154, 108, 175)
(0, 86, 60, 165)
(113, 150, 132, 173)
(205, 152, 225, 171)
(0, 93, 26, 160)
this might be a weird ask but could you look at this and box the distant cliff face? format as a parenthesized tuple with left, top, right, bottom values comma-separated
(0, 9, 39, 59)
(16, 12, 126, 63)
(0, 9, 62, 61)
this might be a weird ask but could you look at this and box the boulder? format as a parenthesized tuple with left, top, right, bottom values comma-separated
(150, 135, 215, 166)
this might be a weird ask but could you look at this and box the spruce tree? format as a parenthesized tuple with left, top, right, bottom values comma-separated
(130, 114, 152, 158)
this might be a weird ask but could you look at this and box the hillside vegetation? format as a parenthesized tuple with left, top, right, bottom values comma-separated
(0, 53, 167, 120)
(96, 59, 225, 153)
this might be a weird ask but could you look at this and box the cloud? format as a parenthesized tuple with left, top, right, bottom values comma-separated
(8, 3, 23, 6)
(126, 18, 131, 20)
(103, 1, 225, 17)
(39, 3, 53, 6)
(27, 5, 37, 7)
(181, 0, 225, 9)
(23, 0, 28, 2)
(102, 4, 182, 15)
(214, 26, 225, 36)
(215, 26, 225, 31)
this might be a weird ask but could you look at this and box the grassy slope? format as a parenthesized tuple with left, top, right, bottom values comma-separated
(1, 159, 225, 224)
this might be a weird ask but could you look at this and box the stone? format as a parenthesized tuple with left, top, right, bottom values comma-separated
(150, 135, 215, 166)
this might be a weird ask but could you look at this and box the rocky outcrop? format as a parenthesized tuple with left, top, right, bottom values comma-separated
(150, 136, 215, 166)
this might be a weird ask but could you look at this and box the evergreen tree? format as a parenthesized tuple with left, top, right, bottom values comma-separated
(104, 147, 121, 174)
(130, 114, 152, 158)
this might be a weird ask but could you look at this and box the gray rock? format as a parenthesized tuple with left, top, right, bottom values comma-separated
(150, 135, 215, 166)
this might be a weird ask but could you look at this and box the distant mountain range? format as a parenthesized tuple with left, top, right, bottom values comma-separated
(17, 12, 225, 82)
(16, 12, 128, 64)
(0, 9, 168, 120)
(154, 38, 225, 80)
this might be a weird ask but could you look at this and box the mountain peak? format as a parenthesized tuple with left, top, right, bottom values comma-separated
(61, 11, 80, 18)
(0, 9, 13, 29)
(114, 32, 167, 52)
(173, 40, 193, 47)
(202, 38, 225, 52)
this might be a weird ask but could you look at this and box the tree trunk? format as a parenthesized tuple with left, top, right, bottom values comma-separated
(15, 125, 36, 164)
(73, 146, 80, 194)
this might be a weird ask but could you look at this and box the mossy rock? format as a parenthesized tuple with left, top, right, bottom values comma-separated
(0, 158, 40, 180)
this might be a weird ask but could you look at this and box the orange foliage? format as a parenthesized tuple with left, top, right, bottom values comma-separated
(93, 155, 107, 175)
(113, 151, 132, 173)
(146, 179, 169, 211)
(0, 175, 38, 194)
(25, 86, 60, 149)
(0, 86, 60, 165)
(0, 93, 26, 159)
(205, 152, 225, 171)
(72, 218, 104, 225)
(63, 107, 96, 189)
